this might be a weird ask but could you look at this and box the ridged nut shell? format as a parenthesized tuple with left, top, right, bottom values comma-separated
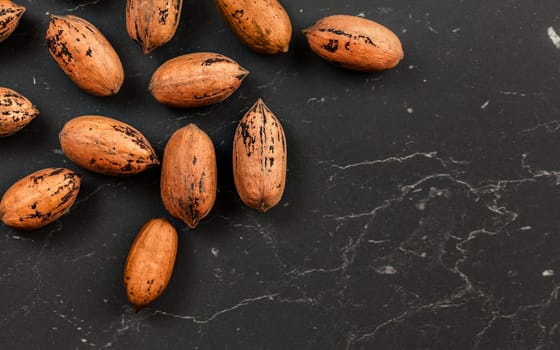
(0, 0, 25, 43)
(303, 15, 404, 72)
(161, 124, 217, 228)
(46, 15, 125, 96)
(126, 0, 183, 54)
(0, 168, 81, 230)
(233, 98, 286, 212)
(59, 115, 159, 176)
(216, 0, 292, 54)
(149, 52, 249, 108)
(0, 87, 39, 137)
(124, 218, 178, 311)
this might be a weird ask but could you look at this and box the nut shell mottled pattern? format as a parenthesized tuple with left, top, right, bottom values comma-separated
(0, 0, 25, 43)
(233, 98, 286, 212)
(0, 87, 39, 137)
(126, 0, 183, 54)
(124, 218, 178, 311)
(0, 168, 81, 230)
(149, 52, 249, 108)
(303, 15, 404, 72)
(46, 15, 124, 96)
(161, 124, 217, 228)
(59, 115, 159, 176)
(216, 0, 292, 54)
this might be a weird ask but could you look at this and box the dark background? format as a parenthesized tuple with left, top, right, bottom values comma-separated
(2, 0, 560, 349)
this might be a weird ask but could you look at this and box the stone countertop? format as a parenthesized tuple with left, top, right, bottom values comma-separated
(1, 0, 560, 349)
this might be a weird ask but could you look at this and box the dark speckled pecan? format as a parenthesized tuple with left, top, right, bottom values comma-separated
(0, 0, 25, 43)
(0, 168, 81, 230)
(303, 15, 404, 72)
(46, 15, 124, 96)
(233, 98, 286, 212)
(126, 0, 183, 54)
(0, 87, 39, 137)
(59, 115, 159, 176)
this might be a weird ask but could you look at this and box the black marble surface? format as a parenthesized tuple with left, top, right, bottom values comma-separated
(2, 0, 560, 349)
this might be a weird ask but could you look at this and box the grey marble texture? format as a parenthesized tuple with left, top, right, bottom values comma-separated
(1, 0, 560, 349)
